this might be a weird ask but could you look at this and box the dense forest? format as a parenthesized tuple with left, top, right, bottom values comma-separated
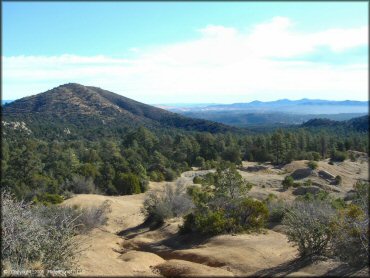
(2, 121, 368, 202)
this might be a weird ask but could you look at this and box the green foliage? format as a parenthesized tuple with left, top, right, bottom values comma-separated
(182, 197, 268, 235)
(282, 176, 294, 190)
(182, 164, 266, 236)
(283, 200, 336, 259)
(114, 173, 141, 195)
(194, 156, 205, 168)
(306, 160, 318, 170)
(182, 210, 230, 235)
(214, 163, 252, 199)
(149, 171, 165, 182)
(330, 151, 348, 162)
(311, 152, 321, 161)
(32, 193, 64, 206)
(334, 175, 342, 185)
(303, 179, 312, 187)
(331, 182, 369, 267)
(265, 197, 286, 224)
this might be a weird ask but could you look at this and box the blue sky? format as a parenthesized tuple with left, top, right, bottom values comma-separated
(3, 1, 368, 103)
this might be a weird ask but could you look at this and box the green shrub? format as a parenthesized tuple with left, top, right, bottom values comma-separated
(194, 156, 205, 168)
(163, 168, 177, 181)
(334, 175, 342, 185)
(306, 160, 318, 170)
(114, 173, 141, 195)
(282, 200, 336, 259)
(231, 198, 269, 231)
(193, 176, 202, 184)
(331, 151, 347, 162)
(303, 179, 312, 187)
(149, 171, 165, 182)
(214, 165, 251, 199)
(349, 152, 356, 162)
(186, 210, 231, 235)
(311, 152, 321, 161)
(182, 197, 268, 235)
(330, 182, 369, 267)
(282, 176, 294, 190)
(266, 199, 286, 224)
(32, 193, 64, 206)
(192, 173, 215, 186)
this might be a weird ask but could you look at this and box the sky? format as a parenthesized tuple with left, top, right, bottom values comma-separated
(2, 1, 369, 103)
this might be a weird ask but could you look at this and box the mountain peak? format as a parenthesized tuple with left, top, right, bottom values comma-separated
(3, 84, 236, 134)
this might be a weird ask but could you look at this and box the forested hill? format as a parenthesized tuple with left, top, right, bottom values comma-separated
(302, 115, 369, 132)
(2, 83, 237, 137)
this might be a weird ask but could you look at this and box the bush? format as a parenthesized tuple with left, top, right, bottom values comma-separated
(143, 182, 194, 224)
(230, 198, 269, 231)
(32, 193, 64, 206)
(192, 173, 215, 186)
(194, 156, 205, 168)
(331, 182, 369, 267)
(64, 175, 96, 194)
(182, 210, 231, 235)
(282, 176, 294, 190)
(303, 179, 312, 187)
(334, 175, 342, 185)
(193, 176, 202, 184)
(306, 160, 318, 170)
(311, 152, 321, 161)
(214, 164, 252, 199)
(115, 173, 141, 195)
(282, 200, 336, 259)
(71, 201, 111, 233)
(331, 151, 347, 162)
(182, 197, 268, 235)
(1, 191, 81, 273)
(163, 168, 177, 181)
(149, 171, 165, 182)
(265, 197, 286, 224)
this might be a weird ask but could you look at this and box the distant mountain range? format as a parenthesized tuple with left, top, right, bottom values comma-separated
(156, 98, 368, 127)
(2, 83, 236, 136)
(2, 86, 368, 134)
(164, 98, 368, 114)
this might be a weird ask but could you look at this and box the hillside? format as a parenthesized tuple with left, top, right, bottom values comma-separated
(62, 160, 368, 277)
(2, 83, 237, 136)
(302, 115, 369, 132)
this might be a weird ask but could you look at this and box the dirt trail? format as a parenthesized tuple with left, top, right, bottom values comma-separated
(62, 164, 368, 277)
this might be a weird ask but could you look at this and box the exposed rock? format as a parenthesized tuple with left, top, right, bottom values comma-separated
(240, 165, 268, 172)
(318, 170, 335, 181)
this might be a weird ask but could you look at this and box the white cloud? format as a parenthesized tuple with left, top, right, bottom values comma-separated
(3, 17, 368, 102)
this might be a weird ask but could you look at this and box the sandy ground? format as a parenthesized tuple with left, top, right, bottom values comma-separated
(62, 158, 369, 277)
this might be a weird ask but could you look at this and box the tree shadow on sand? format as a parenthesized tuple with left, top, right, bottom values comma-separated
(116, 216, 210, 250)
(252, 257, 311, 277)
(116, 216, 162, 239)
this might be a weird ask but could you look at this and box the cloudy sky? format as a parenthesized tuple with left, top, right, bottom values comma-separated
(3, 2, 368, 103)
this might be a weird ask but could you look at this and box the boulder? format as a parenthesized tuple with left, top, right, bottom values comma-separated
(318, 170, 335, 181)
